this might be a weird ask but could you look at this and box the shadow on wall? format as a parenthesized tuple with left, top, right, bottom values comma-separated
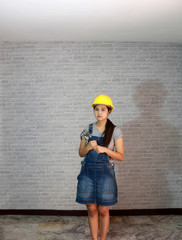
(120, 80, 181, 208)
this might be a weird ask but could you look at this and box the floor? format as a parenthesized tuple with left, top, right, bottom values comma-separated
(0, 215, 182, 240)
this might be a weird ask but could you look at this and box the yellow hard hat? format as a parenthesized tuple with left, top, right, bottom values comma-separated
(91, 94, 114, 110)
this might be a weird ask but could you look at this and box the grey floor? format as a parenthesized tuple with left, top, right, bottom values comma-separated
(0, 215, 182, 240)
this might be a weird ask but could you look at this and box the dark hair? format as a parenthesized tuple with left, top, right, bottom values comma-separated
(94, 106, 115, 146)
(101, 118, 115, 146)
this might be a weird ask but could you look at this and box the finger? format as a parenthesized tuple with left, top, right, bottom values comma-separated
(93, 146, 97, 151)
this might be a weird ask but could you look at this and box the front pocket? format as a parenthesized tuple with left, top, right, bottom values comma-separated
(77, 164, 88, 193)
(102, 164, 117, 193)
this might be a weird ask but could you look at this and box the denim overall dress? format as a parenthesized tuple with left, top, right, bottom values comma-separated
(76, 124, 118, 206)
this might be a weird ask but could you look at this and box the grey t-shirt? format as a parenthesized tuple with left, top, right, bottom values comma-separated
(82, 122, 122, 151)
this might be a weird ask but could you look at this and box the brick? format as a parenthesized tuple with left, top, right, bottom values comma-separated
(0, 42, 182, 210)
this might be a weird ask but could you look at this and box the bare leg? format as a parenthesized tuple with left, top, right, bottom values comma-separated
(98, 205, 110, 240)
(86, 204, 99, 240)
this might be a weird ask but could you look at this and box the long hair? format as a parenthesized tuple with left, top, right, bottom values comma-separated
(101, 118, 115, 146)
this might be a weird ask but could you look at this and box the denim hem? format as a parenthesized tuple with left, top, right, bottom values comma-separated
(76, 198, 118, 206)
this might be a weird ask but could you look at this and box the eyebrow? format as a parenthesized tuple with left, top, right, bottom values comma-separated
(95, 107, 106, 110)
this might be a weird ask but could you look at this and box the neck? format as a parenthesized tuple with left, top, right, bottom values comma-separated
(96, 119, 107, 127)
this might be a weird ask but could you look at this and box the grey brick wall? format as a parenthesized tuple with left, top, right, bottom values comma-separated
(0, 42, 182, 210)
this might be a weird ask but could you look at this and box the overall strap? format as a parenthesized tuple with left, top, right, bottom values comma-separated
(89, 123, 93, 135)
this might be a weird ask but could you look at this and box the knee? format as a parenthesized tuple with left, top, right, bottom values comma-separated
(87, 204, 98, 217)
(98, 206, 109, 217)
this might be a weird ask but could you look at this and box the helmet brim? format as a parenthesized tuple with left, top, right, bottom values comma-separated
(92, 104, 114, 110)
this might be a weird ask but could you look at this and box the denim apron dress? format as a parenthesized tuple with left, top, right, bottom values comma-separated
(76, 124, 118, 206)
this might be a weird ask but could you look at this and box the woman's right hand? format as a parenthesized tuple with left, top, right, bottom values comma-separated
(79, 139, 97, 157)
(87, 140, 97, 150)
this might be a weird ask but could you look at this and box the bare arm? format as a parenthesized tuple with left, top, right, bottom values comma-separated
(93, 137, 124, 161)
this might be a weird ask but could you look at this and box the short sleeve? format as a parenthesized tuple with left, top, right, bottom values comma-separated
(113, 127, 123, 142)
(82, 125, 89, 132)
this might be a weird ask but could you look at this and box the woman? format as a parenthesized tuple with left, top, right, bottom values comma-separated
(76, 94, 124, 240)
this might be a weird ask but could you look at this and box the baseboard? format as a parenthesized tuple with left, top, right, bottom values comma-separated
(0, 209, 181, 216)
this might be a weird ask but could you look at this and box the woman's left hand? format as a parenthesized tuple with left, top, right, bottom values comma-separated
(93, 145, 106, 154)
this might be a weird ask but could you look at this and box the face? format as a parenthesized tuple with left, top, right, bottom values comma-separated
(94, 105, 110, 121)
